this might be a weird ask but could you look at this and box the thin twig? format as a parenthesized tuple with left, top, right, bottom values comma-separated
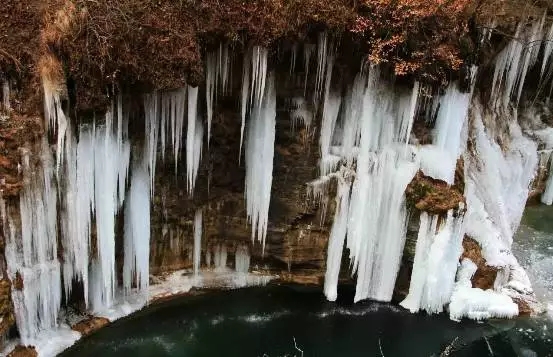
(378, 338, 385, 357)
(440, 337, 459, 357)
(293, 337, 304, 357)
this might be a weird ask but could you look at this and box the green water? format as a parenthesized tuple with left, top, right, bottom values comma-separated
(60, 205, 553, 357)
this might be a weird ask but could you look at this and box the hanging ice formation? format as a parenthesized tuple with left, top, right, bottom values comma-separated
(186, 86, 203, 195)
(491, 17, 549, 109)
(244, 72, 276, 253)
(3, 140, 61, 343)
(193, 210, 202, 277)
(143, 86, 203, 196)
(240, 46, 268, 161)
(206, 43, 231, 145)
(323, 170, 352, 301)
(421, 81, 473, 184)
(123, 157, 151, 297)
(319, 67, 420, 303)
(400, 209, 466, 314)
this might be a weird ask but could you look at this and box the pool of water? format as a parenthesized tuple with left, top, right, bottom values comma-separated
(60, 283, 553, 357)
(60, 205, 553, 357)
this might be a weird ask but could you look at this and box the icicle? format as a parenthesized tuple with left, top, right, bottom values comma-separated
(398, 81, 420, 145)
(491, 19, 545, 108)
(250, 46, 268, 115)
(323, 171, 352, 301)
(123, 156, 151, 297)
(319, 54, 340, 176)
(239, 49, 252, 161)
(144, 92, 159, 197)
(193, 210, 202, 277)
(245, 72, 276, 253)
(541, 22, 553, 78)
(314, 32, 330, 106)
(219, 43, 231, 94)
(186, 86, 203, 195)
(42, 78, 68, 175)
(206, 52, 216, 146)
(303, 44, 315, 95)
(290, 43, 298, 75)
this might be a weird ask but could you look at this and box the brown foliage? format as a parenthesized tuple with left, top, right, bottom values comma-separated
(351, 0, 473, 83)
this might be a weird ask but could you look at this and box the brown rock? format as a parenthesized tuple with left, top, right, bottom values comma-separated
(72, 316, 110, 337)
(461, 236, 498, 290)
(512, 298, 532, 316)
(13, 271, 23, 291)
(7, 345, 38, 357)
(406, 171, 465, 214)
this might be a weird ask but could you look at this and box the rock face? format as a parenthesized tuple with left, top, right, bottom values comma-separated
(147, 92, 340, 283)
(72, 317, 110, 337)
(460, 236, 498, 290)
(0, 279, 15, 338)
(7, 345, 37, 357)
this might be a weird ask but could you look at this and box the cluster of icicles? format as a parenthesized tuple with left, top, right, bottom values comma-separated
(305, 23, 553, 320)
(3, 17, 553, 353)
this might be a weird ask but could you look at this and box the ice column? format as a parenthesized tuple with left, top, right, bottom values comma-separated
(4, 139, 61, 343)
(186, 86, 203, 195)
(323, 172, 352, 301)
(123, 157, 151, 296)
(400, 209, 466, 314)
(244, 73, 276, 252)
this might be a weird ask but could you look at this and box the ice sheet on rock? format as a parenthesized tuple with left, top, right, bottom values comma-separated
(449, 259, 518, 321)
